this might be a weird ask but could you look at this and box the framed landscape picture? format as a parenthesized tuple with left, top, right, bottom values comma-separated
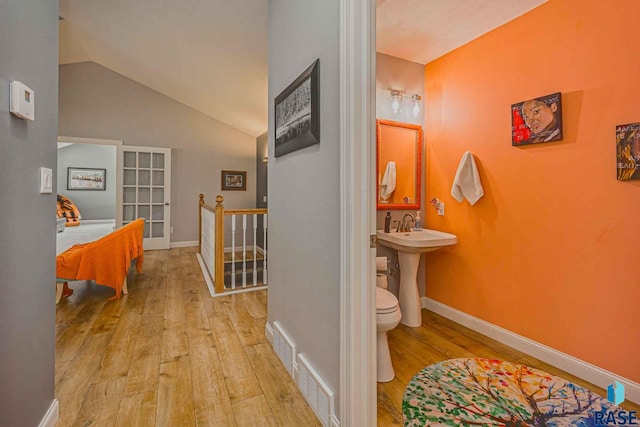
(274, 59, 320, 157)
(221, 170, 247, 191)
(511, 92, 563, 146)
(67, 167, 106, 191)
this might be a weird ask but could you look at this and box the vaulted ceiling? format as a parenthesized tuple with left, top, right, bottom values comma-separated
(59, 0, 268, 137)
(59, 0, 546, 138)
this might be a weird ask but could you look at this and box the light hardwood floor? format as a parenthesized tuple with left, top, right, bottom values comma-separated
(55, 247, 321, 427)
(56, 247, 638, 426)
(378, 308, 640, 426)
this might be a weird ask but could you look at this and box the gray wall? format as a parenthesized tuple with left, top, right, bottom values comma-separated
(0, 1, 58, 425)
(375, 53, 426, 297)
(256, 132, 268, 248)
(57, 143, 116, 220)
(268, 0, 341, 417)
(59, 61, 257, 243)
(256, 132, 268, 209)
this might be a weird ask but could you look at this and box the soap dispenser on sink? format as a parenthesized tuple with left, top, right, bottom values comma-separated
(414, 211, 422, 231)
(384, 210, 391, 233)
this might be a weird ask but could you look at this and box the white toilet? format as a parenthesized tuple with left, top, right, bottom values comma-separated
(376, 261, 401, 383)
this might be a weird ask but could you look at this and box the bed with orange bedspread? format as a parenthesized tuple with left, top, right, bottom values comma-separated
(55, 218, 145, 303)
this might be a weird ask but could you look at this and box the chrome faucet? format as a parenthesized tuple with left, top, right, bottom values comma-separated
(399, 213, 414, 232)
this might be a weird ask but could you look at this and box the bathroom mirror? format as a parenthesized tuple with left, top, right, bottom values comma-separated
(376, 119, 423, 210)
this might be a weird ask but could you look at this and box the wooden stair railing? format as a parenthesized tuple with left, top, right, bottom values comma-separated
(198, 194, 268, 295)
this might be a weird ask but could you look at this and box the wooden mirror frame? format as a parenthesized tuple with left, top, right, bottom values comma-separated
(376, 119, 423, 210)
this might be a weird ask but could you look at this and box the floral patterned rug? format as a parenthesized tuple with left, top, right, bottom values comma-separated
(403, 358, 621, 426)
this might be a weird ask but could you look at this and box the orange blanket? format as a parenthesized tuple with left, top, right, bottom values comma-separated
(56, 219, 145, 298)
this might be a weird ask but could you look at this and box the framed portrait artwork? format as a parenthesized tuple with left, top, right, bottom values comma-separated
(274, 59, 320, 157)
(511, 92, 563, 146)
(67, 167, 106, 191)
(221, 170, 247, 191)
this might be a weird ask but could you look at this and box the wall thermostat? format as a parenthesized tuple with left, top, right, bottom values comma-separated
(10, 81, 35, 121)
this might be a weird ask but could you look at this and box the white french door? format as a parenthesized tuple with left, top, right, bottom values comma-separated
(120, 145, 172, 250)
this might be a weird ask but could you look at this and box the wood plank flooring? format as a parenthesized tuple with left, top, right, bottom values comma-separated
(55, 247, 320, 427)
(56, 246, 638, 426)
(377, 308, 640, 426)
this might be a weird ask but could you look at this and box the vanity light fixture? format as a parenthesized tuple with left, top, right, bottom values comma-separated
(389, 89, 421, 117)
(412, 94, 421, 118)
(390, 90, 402, 114)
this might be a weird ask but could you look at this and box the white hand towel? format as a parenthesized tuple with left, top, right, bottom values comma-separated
(379, 161, 396, 201)
(451, 151, 484, 205)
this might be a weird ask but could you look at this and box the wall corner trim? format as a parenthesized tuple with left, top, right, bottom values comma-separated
(339, 0, 377, 425)
(421, 297, 640, 405)
(38, 399, 59, 427)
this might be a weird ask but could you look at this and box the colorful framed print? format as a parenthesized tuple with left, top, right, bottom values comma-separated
(512, 92, 563, 146)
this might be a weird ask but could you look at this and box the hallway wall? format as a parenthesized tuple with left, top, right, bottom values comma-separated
(0, 1, 59, 425)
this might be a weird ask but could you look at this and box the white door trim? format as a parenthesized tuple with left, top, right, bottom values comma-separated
(58, 136, 123, 146)
(339, 0, 376, 425)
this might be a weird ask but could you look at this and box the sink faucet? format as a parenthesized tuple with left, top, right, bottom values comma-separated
(399, 213, 414, 232)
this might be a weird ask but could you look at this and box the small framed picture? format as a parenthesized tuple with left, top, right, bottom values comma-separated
(511, 92, 563, 146)
(221, 170, 247, 191)
(67, 167, 106, 191)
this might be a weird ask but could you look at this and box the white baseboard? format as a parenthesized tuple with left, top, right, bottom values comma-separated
(422, 297, 640, 405)
(195, 254, 216, 297)
(271, 321, 296, 377)
(170, 240, 198, 248)
(265, 321, 274, 344)
(210, 285, 268, 298)
(38, 399, 59, 427)
(297, 353, 336, 427)
(267, 321, 339, 426)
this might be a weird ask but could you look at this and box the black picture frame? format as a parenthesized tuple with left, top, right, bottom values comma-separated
(221, 170, 247, 191)
(67, 167, 106, 191)
(274, 59, 320, 157)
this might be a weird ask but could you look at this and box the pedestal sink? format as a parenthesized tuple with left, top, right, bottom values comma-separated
(377, 229, 457, 327)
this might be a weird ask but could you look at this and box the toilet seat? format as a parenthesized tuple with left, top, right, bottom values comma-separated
(376, 287, 399, 314)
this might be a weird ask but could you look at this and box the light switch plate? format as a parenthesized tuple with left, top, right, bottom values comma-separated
(40, 167, 52, 193)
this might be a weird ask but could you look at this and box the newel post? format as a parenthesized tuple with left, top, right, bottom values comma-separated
(214, 195, 225, 294)
(198, 194, 204, 253)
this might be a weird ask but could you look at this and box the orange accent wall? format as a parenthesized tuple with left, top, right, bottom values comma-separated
(424, 0, 640, 382)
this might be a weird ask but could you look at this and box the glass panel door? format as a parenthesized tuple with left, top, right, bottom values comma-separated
(121, 146, 171, 250)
